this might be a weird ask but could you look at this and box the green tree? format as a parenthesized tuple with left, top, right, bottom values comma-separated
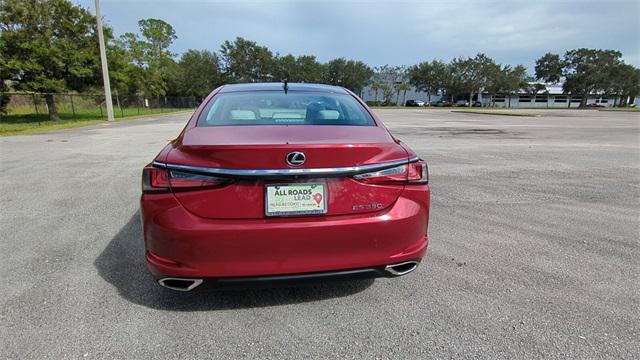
(273, 54, 323, 83)
(524, 83, 547, 105)
(322, 58, 348, 86)
(138, 19, 177, 60)
(323, 58, 373, 92)
(117, 32, 146, 67)
(503, 65, 530, 108)
(606, 63, 640, 106)
(0, 0, 102, 120)
(535, 49, 630, 107)
(534, 53, 562, 83)
(484, 64, 509, 107)
(166, 50, 222, 98)
(562, 48, 624, 107)
(484, 64, 529, 108)
(373, 65, 406, 104)
(0, 44, 10, 114)
(379, 83, 390, 103)
(441, 63, 464, 103)
(220, 37, 275, 82)
(396, 83, 412, 105)
(116, 18, 177, 96)
(370, 82, 383, 104)
(449, 53, 496, 106)
(273, 54, 296, 81)
(105, 39, 143, 96)
(295, 55, 324, 83)
(620, 65, 640, 106)
(408, 60, 447, 105)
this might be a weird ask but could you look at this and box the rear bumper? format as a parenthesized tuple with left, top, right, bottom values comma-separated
(157, 263, 420, 291)
(141, 185, 430, 279)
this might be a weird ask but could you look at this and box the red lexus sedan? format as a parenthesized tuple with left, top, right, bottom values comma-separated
(141, 83, 430, 291)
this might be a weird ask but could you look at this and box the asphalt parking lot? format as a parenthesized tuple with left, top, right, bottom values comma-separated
(1, 108, 638, 359)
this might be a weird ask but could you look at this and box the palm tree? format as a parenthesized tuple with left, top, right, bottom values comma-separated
(371, 82, 382, 105)
(380, 84, 390, 105)
(396, 83, 412, 106)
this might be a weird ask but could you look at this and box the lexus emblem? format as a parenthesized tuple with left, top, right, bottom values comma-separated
(285, 152, 306, 167)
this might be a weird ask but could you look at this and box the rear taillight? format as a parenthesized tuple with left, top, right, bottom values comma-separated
(407, 160, 429, 183)
(142, 164, 230, 193)
(142, 165, 170, 193)
(168, 170, 228, 189)
(353, 160, 428, 184)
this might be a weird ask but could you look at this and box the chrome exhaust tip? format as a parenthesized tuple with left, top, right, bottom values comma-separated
(384, 261, 419, 276)
(158, 277, 203, 292)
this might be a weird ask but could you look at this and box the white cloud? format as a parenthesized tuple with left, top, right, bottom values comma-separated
(77, 0, 640, 68)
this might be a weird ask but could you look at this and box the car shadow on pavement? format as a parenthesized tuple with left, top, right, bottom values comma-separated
(94, 212, 374, 311)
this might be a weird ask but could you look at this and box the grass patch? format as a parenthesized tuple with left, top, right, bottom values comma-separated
(451, 109, 539, 117)
(0, 108, 191, 136)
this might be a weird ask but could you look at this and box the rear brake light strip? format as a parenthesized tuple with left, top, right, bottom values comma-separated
(152, 156, 419, 179)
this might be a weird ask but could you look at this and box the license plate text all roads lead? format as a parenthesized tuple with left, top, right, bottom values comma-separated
(265, 183, 327, 216)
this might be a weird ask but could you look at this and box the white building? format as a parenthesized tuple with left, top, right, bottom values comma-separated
(479, 83, 638, 108)
(359, 83, 639, 107)
(359, 86, 443, 104)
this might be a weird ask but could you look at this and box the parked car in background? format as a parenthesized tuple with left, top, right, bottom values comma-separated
(455, 100, 483, 107)
(405, 100, 425, 107)
(433, 100, 453, 107)
(141, 83, 431, 291)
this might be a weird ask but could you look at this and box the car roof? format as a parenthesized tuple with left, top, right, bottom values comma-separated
(218, 82, 349, 94)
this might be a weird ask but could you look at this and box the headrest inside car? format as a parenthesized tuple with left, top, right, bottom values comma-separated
(318, 110, 340, 120)
(230, 110, 257, 120)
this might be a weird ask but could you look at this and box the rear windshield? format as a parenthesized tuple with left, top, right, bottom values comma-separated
(197, 91, 376, 126)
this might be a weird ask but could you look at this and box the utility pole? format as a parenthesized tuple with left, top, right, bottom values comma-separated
(95, 0, 114, 121)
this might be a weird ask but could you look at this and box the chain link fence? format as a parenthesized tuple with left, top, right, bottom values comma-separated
(0, 93, 199, 123)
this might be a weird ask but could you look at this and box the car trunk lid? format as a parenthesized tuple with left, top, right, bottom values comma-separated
(165, 125, 409, 219)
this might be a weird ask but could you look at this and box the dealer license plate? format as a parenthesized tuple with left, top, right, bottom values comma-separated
(265, 183, 327, 216)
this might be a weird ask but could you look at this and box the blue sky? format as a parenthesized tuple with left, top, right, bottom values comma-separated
(77, 0, 640, 71)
